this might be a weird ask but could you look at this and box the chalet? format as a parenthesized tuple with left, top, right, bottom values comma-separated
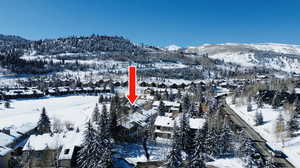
(0, 133, 14, 168)
(152, 101, 180, 114)
(118, 109, 157, 141)
(23, 131, 83, 168)
(2, 88, 43, 99)
(154, 116, 205, 141)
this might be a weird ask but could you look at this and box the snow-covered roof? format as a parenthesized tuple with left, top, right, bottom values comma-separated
(154, 116, 205, 130)
(153, 101, 180, 107)
(154, 116, 174, 128)
(0, 146, 12, 156)
(0, 133, 14, 147)
(23, 131, 83, 152)
(188, 118, 206, 129)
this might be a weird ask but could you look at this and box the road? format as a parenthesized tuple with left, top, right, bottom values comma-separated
(222, 99, 295, 168)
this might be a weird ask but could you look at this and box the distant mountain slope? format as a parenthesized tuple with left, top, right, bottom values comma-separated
(0, 34, 30, 52)
(165, 44, 182, 51)
(186, 43, 300, 73)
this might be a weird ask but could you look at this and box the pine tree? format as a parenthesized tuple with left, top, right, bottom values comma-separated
(158, 101, 167, 116)
(91, 103, 100, 123)
(98, 95, 104, 103)
(165, 124, 183, 168)
(110, 95, 120, 138)
(99, 104, 111, 140)
(37, 107, 51, 134)
(218, 124, 234, 157)
(189, 123, 207, 168)
(254, 110, 264, 126)
(182, 95, 191, 112)
(204, 128, 218, 157)
(276, 113, 285, 143)
(239, 136, 257, 168)
(189, 103, 198, 118)
(4, 101, 10, 108)
(179, 111, 194, 155)
(96, 104, 113, 168)
(232, 94, 237, 105)
(247, 103, 252, 112)
(272, 92, 280, 109)
(97, 147, 113, 168)
(287, 114, 299, 137)
(77, 121, 100, 168)
(188, 154, 206, 168)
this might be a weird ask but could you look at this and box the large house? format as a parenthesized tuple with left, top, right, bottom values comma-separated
(0, 123, 37, 168)
(23, 131, 83, 168)
(0, 133, 14, 168)
(154, 116, 205, 141)
(152, 101, 181, 114)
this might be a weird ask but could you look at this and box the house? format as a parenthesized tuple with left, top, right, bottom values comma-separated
(154, 116, 206, 141)
(0, 133, 14, 168)
(118, 108, 157, 141)
(23, 131, 83, 168)
(152, 101, 180, 114)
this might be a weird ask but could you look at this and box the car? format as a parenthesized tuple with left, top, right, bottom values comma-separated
(273, 150, 288, 158)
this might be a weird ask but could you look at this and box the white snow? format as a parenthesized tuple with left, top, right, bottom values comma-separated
(154, 116, 206, 130)
(0, 95, 101, 129)
(165, 45, 182, 51)
(207, 158, 244, 168)
(23, 131, 83, 152)
(226, 97, 300, 168)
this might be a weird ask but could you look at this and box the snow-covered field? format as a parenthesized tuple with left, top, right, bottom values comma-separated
(0, 95, 101, 129)
(226, 97, 300, 168)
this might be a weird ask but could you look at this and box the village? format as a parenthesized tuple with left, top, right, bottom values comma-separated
(0, 73, 299, 168)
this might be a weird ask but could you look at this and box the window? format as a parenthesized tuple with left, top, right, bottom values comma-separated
(64, 149, 70, 155)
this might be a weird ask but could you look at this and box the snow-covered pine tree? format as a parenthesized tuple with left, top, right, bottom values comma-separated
(98, 95, 104, 103)
(247, 103, 252, 112)
(179, 111, 194, 156)
(218, 123, 234, 157)
(182, 95, 191, 112)
(254, 110, 264, 126)
(109, 82, 115, 93)
(37, 107, 51, 134)
(189, 103, 198, 118)
(110, 95, 120, 138)
(204, 128, 218, 157)
(99, 104, 111, 140)
(4, 101, 10, 108)
(189, 122, 208, 168)
(239, 135, 257, 168)
(158, 101, 167, 116)
(165, 124, 183, 168)
(188, 153, 206, 168)
(92, 103, 100, 123)
(94, 104, 113, 168)
(287, 113, 299, 137)
(77, 121, 100, 168)
(275, 112, 286, 143)
(232, 94, 237, 105)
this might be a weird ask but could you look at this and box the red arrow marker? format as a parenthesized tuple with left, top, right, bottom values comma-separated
(127, 66, 139, 105)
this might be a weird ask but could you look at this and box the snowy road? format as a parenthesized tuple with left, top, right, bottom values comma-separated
(223, 100, 295, 168)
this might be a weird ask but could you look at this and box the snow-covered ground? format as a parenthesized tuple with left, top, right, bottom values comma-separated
(207, 158, 244, 168)
(226, 97, 300, 168)
(0, 95, 102, 129)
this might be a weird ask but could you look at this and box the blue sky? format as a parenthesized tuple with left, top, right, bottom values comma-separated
(0, 0, 300, 46)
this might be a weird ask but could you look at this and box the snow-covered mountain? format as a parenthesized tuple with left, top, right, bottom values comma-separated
(165, 44, 182, 51)
(186, 43, 300, 73)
